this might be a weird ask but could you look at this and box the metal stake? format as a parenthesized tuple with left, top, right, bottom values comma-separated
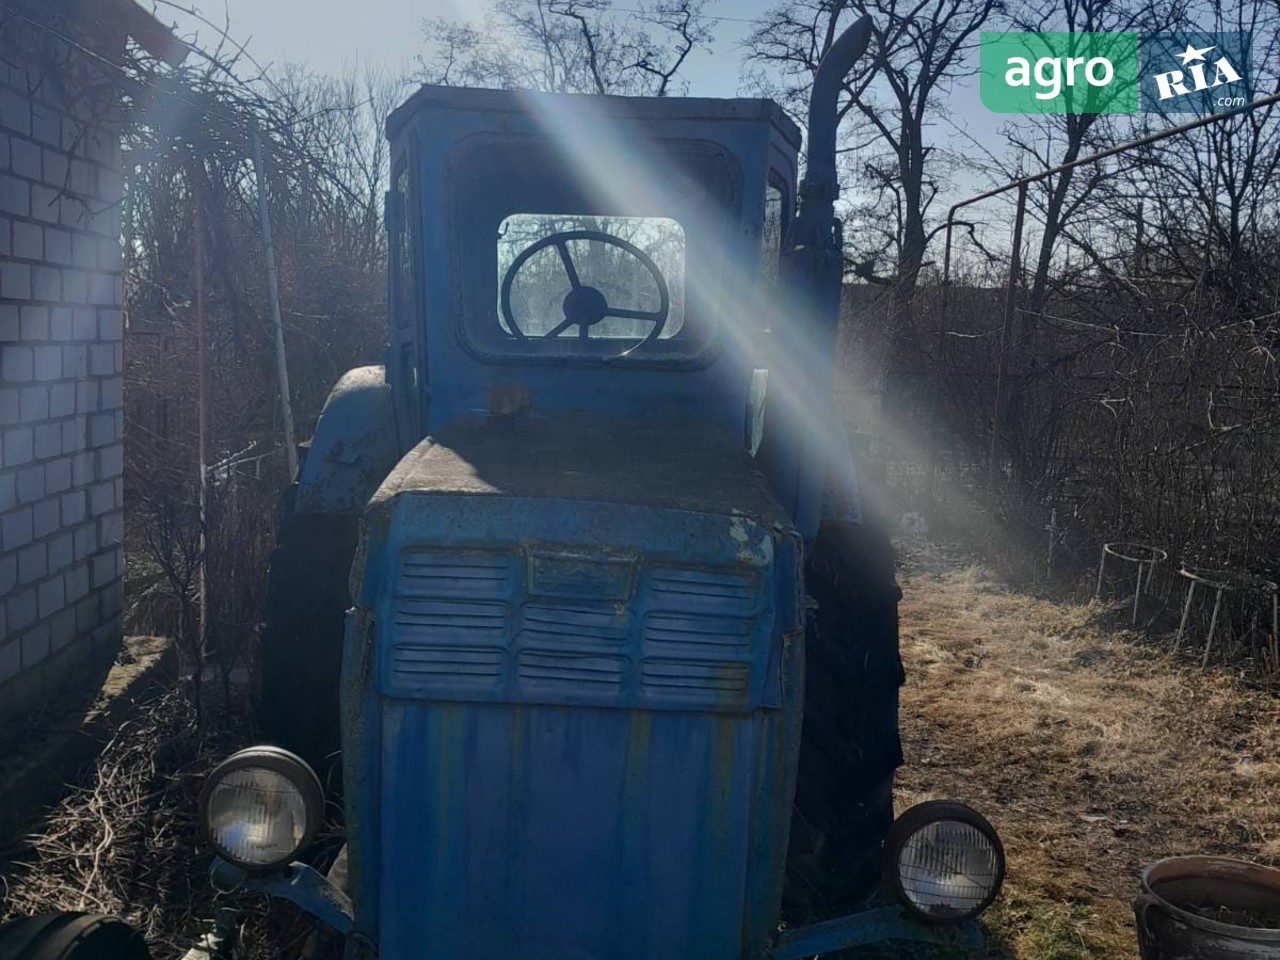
(1174, 579, 1196, 654)
(1203, 588, 1224, 668)
(989, 180, 1027, 491)
(251, 123, 299, 481)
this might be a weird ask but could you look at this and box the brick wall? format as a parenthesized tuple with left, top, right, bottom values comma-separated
(0, 9, 125, 719)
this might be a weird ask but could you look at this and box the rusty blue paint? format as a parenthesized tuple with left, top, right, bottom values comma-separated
(338, 486, 804, 960)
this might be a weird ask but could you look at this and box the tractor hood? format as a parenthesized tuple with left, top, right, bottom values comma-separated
(370, 412, 790, 525)
(342, 414, 806, 959)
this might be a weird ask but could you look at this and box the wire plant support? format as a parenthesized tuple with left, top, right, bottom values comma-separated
(1173, 567, 1280, 670)
(1096, 542, 1168, 627)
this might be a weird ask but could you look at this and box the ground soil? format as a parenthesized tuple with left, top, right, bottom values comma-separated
(894, 543, 1280, 959)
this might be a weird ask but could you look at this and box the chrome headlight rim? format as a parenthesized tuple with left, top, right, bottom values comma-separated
(884, 800, 1006, 924)
(197, 745, 324, 873)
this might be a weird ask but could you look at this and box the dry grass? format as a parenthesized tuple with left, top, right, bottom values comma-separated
(895, 548, 1280, 959)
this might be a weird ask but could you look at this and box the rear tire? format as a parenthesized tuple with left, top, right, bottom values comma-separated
(785, 518, 905, 914)
(0, 914, 150, 960)
(257, 486, 358, 784)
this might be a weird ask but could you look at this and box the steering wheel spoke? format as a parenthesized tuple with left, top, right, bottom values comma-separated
(607, 307, 665, 322)
(554, 240, 581, 289)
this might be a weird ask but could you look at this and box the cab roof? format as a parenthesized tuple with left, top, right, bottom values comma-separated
(386, 84, 802, 149)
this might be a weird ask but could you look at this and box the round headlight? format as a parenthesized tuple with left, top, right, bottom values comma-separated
(885, 800, 1005, 923)
(198, 745, 324, 871)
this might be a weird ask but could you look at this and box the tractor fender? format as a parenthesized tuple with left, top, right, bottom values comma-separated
(295, 365, 400, 514)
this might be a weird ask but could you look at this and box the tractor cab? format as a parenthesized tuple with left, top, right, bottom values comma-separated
(381, 85, 799, 451)
(202, 19, 1006, 960)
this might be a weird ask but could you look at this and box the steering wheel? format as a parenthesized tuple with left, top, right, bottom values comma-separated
(500, 229, 670, 348)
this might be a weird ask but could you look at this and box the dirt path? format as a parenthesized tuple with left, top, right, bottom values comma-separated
(893, 551, 1280, 959)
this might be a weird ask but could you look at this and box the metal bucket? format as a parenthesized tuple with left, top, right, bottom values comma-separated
(1134, 857, 1280, 959)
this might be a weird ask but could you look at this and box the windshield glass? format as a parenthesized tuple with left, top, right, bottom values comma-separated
(496, 214, 687, 349)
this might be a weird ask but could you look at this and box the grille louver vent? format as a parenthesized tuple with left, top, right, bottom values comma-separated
(382, 549, 770, 710)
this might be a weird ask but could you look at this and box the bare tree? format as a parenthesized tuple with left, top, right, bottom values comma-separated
(746, 0, 1000, 323)
(420, 0, 716, 95)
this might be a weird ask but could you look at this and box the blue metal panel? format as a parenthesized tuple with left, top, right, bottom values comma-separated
(352, 492, 802, 960)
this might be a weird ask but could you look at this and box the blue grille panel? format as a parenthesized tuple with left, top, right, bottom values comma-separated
(380, 546, 772, 710)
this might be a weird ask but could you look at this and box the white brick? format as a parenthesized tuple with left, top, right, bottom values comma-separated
(22, 622, 51, 667)
(44, 227, 71, 264)
(70, 451, 91, 486)
(33, 345, 60, 380)
(30, 183, 60, 223)
(46, 456, 71, 492)
(72, 523, 96, 561)
(19, 305, 48, 339)
(89, 343, 115, 375)
(31, 265, 59, 300)
(2, 344, 33, 381)
(9, 137, 40, 179)
(49, 307, 72, 340)
(98, 309, 122, 340)
(16, 463, 42, 503)
(1, 505, 33, 549)
(3, 426, 32, 465)
(7, 586, 37, 632)
(17, 541, 46, 583)
(19, 384, 47, 420)
(90, 551, 114, 588)
(0, 88, 29, 136)
(89, 480, 113, 516)
(49, 382, 74, 417)
(1, 260, 31, 298)
(61, 268, 86, 303)
(32, 498, 58, 539)
(69, 160, 94, 197)
(72, 233, 96, 269)
(97, 443, 122, 479)
(48, 531, 72, 573)
(34, 422, 60, 459)
(99, 510, 122, 545)
(61, 489, 85, 525)
(62, 344, 87, 378)
(30, 103, 60, 147)
(100, 377, 122, 411)
(37, 574, 64, 618)
(88, 413, 114, 448)
(0, 174, 29, 216)
(62, 417, 85, 453)
(0, 304, 17, 341)
(72, 307, 95, 339)
(42, 148, 69, 187)
(12, 219, 42, 259)
(97, 236, 119, 271)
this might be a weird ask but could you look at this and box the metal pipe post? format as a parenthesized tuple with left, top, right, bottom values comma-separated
(988, 181, 1028, 490)
(251, 124, 300, 481)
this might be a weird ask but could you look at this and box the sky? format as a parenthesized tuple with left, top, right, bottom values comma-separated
(159, 0, 1013, 233)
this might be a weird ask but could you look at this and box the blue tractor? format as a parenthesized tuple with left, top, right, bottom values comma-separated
(0, 16, 1004, 960)
(238, 14, 1005, 959)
